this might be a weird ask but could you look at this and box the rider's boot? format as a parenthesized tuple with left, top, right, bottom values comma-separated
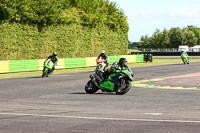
(42, 68, 45, 77)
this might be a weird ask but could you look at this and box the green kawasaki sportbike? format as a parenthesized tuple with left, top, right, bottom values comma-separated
(85, 63, 134, 95)
(42, 61, 54, 77)
(181, 54, 189, 65)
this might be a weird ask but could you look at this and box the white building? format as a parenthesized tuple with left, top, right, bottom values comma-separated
(191, 45, 200, 52)
(178, 45, 189, 52)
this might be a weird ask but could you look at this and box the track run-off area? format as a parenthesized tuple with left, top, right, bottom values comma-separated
(1, 62, 200, 133)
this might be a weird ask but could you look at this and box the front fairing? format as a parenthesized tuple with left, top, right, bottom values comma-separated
(112, 68, 134, 81)
(45, 61, 54, 69)
(121, 69, 134, 81)
(97, 62, 106, 71)
(99, 81, 114, 91)
(181, 54, 188, 61)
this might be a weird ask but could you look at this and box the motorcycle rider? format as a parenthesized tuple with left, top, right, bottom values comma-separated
(44, 52, 58, 73)
(100, 57, 133, 92)
(113, 58, 133, 74)
(181, 51, 189, 64)
(116, 57, 129, 70)
(97, 50, 109, 69)
(104, 57, 133, 78)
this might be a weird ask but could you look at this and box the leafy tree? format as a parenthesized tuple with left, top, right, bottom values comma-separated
(0, 0, 128, 32)
(139, 29, 170, 48)
(138, 35, 150, 48)
(188, 25, 200, 45)
(150, 29, 163, 48)
(168, 27, 184, 48)
(161, 28, 170, 48)
(182, 28, 198, 47)
(139, 27, 200, 48)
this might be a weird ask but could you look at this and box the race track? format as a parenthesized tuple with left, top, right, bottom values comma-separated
(1, 62, 200, 133)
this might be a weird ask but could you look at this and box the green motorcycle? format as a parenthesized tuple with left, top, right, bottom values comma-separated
(85, 63, 134, 95)
(42, 61, 54, 77)
(181, 54, 189, 65)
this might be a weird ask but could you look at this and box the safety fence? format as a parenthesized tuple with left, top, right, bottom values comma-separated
(131, 51, 200, 56)
(0, 55, 144, 73)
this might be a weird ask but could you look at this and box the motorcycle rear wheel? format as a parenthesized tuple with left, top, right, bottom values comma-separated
(85, 80, 99, 94)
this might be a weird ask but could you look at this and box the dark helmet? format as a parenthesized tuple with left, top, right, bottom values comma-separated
(119, 58, 127, 67)
(53, 52, 57, 56)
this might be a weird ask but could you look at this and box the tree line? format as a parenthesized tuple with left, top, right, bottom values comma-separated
(0, 0, 128, 32)
(138, 26, 200, 48)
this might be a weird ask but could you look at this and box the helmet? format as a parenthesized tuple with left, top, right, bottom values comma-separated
(101, 50, 105, 54)
(53, 52, 57, 56)
(111, 62, 118, 69)
(119, 58, 127, 67)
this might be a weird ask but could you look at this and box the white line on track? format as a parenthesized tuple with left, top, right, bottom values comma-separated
(1, 112, 200, 123)
(145, 113, 163, 116)
(53, 75, 69, 77)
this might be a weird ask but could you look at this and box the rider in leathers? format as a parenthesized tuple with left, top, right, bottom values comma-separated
(97, 50, 109, 69)
(104, 57, 133, 79)
(181, 51, 189, 64)
(44, 52, 58, 73)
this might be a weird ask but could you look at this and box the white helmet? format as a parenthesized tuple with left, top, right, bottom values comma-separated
(102, 50, 105, 54)
(53, 52, 57, 56)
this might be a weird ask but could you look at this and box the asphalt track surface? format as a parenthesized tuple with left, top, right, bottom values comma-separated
(1, 62, 200, 133)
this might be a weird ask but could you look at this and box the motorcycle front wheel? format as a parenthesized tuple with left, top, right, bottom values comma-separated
(114, 79, 131, 95)
(85, 80, 99, 94)
(182, 59, 186, 65)
(42, 69, 47, 78)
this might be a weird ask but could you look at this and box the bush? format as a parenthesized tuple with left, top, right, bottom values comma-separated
(0, 0, 128, 60)
(0, 22, 128, 60)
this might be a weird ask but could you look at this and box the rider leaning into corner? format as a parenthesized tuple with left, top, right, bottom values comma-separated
(181, 51, 189, 61)
(97, 50, 109, 69)
(103, 57, 134, 79)
(44, 52, 58, 73)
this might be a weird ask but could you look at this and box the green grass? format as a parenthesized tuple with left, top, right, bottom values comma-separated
(0, 59, 200, 79)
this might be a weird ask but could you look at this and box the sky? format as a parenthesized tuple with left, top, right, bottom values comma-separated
(111, 0, 200, 42)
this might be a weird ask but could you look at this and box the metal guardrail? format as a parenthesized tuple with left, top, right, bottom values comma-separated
(131, 52, 200, 56)
(136, 48, 200, 52)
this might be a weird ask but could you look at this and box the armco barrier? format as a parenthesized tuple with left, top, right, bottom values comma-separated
(86, 57, 97, 67)
(0, 54, 144, 73)
(56, 58, 65, 69)
(108, 56, 121, 64)
(65, 58, 86, 68)
(136, 54, 144, 62)
(9, 60, 39, 72)
(0, 61, 9, 73)
(121, 55, 136, 63)
(39, 59, 45, 70)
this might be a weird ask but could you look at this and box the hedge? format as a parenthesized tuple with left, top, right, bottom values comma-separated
(0, 22, 128, 60)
